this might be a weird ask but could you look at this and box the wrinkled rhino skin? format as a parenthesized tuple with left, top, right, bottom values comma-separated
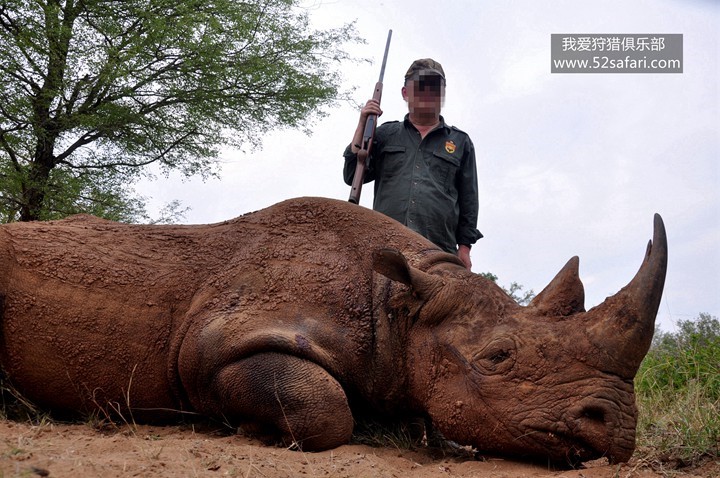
(0, 197, 667, 464)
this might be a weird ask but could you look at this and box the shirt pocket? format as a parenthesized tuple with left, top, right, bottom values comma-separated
(430, 150, 461, 193)
(379, 145, 407, 177)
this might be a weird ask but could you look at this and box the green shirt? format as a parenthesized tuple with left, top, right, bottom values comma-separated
(344, 115, 482, 253)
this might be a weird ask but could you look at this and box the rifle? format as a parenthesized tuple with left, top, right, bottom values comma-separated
(348, 29, 392, 204)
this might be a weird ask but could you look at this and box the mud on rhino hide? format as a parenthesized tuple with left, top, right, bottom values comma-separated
(0, 197, 667, 465)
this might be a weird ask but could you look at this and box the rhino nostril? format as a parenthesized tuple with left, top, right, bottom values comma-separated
(570, 404, 617, 460)
(581, 406, 606, 424)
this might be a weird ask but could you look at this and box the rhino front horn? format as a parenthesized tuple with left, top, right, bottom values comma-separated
(585, 214, 668, 378)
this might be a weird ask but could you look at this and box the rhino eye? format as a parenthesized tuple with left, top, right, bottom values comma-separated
(473, 337, 516, 375)
(489, 350, 511, 364)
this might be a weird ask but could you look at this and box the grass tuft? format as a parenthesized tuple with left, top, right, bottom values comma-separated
(0, 377, 47, 424)
(351, 417, 423, 450)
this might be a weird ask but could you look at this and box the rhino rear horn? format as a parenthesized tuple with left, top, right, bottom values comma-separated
(373, 249, 444, 300)
(585, 214, 668, 377)
(528, 256, 586, 316)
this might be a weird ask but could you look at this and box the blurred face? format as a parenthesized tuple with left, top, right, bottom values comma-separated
(402, 72, 445, 121)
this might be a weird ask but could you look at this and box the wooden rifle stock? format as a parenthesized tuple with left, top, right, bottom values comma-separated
(348, 30, 392, 204)
(348, 82, 380, 204)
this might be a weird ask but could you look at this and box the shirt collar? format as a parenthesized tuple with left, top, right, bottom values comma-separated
(403, 114, 448, 133)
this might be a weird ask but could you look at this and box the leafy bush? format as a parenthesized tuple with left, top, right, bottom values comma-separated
(637, 313, 720, 400)
(635, 313, 720, 468)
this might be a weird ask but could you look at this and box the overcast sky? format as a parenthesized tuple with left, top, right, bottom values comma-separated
(138, 0, 719, 332)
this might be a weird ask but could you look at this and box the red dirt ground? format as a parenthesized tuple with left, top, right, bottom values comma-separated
(1, 420, 718, 478)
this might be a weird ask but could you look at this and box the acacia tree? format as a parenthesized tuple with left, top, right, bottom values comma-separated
(0, 0, 359, 222)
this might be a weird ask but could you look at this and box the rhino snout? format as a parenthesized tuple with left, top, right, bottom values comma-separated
(509, 392, 635, 465)
(564, 397, 636, 464)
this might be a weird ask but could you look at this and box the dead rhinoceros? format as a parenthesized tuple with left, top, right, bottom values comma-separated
(0, 197, 666, 464)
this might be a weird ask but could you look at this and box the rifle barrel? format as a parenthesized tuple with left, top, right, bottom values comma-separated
(378, 30, 392, 82)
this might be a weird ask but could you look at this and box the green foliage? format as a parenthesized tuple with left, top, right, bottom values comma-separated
(637, 313, 720, 399)
(635, 313, 720, 467)
(0, 0, 361, 222)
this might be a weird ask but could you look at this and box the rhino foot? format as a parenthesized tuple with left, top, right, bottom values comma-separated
(207, 352, 353, 451)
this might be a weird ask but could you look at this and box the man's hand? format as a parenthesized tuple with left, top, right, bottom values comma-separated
(350, 100, 383, 155)
(458, 245, 472, 271)
(360, 99, 383, 122)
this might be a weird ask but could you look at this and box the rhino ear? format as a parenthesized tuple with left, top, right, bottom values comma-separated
(373, 249, 413, 284)
(528, 256, 586, 316)
(373, 249, 443, 300)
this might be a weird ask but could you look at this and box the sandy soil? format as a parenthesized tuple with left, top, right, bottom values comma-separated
(1, 420, 717, 478)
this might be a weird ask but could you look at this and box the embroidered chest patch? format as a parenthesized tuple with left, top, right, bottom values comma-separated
(445, 140, 456, 154)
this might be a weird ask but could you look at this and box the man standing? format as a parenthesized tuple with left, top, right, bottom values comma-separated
(343, 58, 482, 270)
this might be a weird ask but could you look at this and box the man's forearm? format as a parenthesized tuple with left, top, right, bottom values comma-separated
(458, 244, 472, 271)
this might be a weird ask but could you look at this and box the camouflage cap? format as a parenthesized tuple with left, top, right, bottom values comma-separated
(404, 58, 446, 81)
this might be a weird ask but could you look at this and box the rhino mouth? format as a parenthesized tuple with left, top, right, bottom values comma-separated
(530, 428, 612, 465)
(466, 426, 617, 468)
(525, 422, 634, 466)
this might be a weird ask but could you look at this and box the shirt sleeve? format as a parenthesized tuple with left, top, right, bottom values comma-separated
(343, 144, 358, 186)
(343, 123, 392, 186)
(455, 137, 483, 246)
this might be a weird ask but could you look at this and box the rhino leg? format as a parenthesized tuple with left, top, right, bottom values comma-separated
(208, 352, 353, 451)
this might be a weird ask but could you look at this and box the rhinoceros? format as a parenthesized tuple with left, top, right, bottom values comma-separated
(0, 197, 666, 464)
